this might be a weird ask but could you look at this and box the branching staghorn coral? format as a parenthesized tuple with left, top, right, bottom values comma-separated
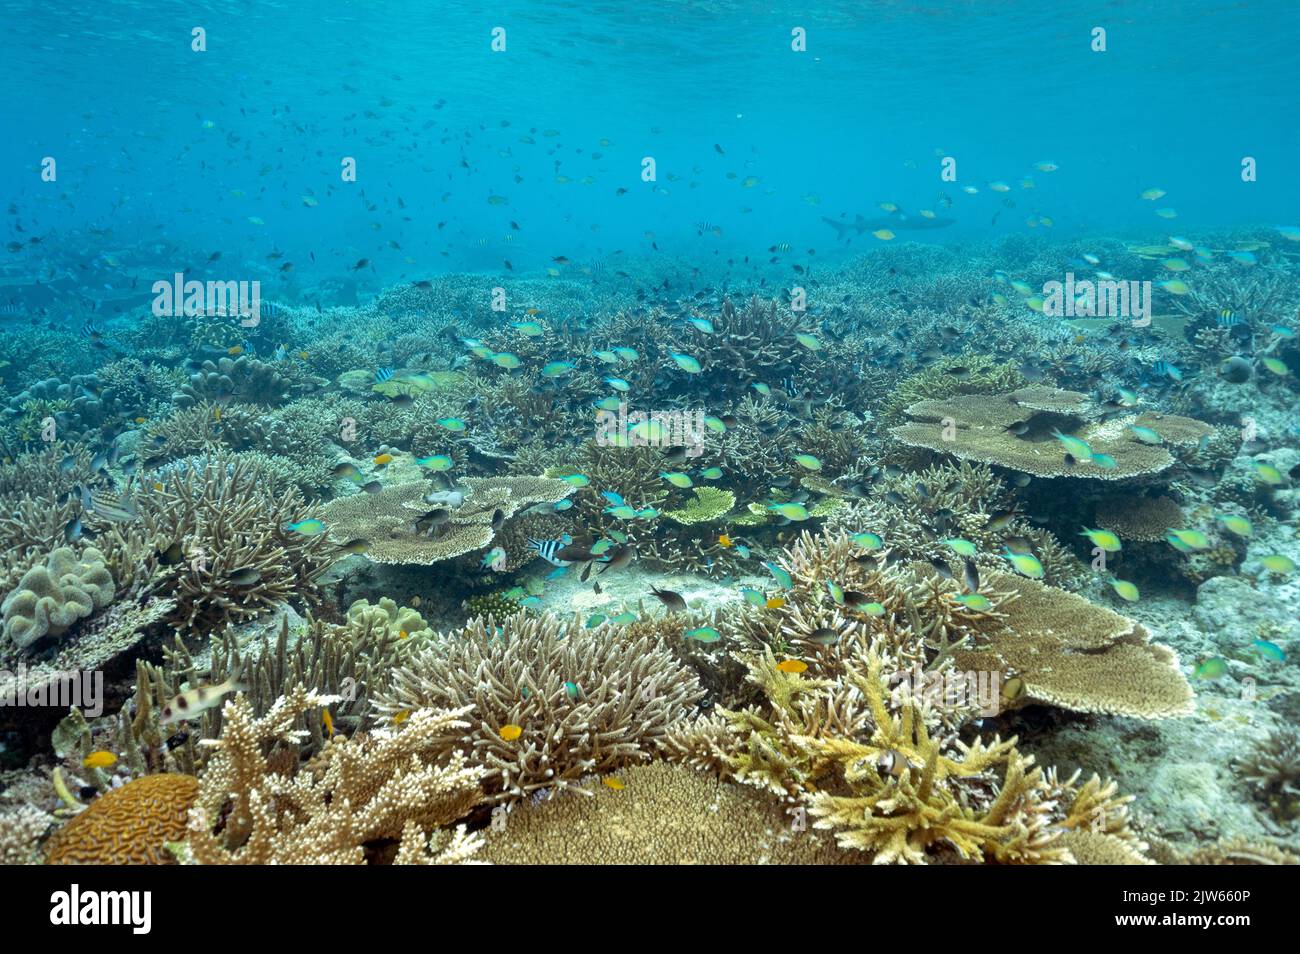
(146, 604, 417, 757)
(185, 687, 484, 864)
(1236, 727, 1300, 822)
(92, 451, 332, 633)
(824, 460, 1087, 590)
(372, 611, 705, 802)
(668, 639, 1146, 865)
(803, 652, 1068, 864)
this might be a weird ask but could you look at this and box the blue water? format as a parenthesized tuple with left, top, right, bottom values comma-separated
(3, 0, 1298, 286)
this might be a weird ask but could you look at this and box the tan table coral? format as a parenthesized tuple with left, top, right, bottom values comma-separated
(890, 387, 1214, 480)
(318, 474, 573, 564)
(950, 567, 1194, 719)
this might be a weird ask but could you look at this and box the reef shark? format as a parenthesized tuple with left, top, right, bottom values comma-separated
(822, 210, 955, 239)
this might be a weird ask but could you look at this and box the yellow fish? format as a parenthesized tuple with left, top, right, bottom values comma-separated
(227, 344, 243, 356)
(765, 597, 786, 609)
(718, 534, 733, 548)
(82, 750, 117, 769)
(872, 229, 895, 241)
(603, 777, 625, 791)
(322, 708, 335, 739)
(499, 723, 523, 741)
(776, 659, 808, 674)
(393, 710, 410, 725)
(373, 453, 393, 467)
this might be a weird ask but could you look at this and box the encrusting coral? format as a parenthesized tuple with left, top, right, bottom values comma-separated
(372, 611, 706, 802)
(480, 761, 861, 865)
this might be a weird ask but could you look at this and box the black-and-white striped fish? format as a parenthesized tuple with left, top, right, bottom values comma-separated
(527, 534, 574, 566)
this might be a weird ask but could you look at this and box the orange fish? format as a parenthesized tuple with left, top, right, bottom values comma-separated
(373, 453, 394, 467)
(499, 724, 523, 741)
(775, 659, 808, 674)
(399, 630, 408, 639)
(82, 750, 117, 769)
(765, 597, 786, 609)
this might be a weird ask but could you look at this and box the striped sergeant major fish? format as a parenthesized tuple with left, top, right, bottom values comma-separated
(1153, 359, 1183, 381)
(527, 534, 574, 566)
(375, 367, 395, 382)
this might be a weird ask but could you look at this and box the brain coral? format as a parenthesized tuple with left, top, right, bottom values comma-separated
(44, 773, 198, 865)
(481, 762, 861, 864)
(1, 546, 115, 649)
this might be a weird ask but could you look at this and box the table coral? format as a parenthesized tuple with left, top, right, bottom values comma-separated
(318, 474, 573, 565)
(663, 487, 736, 525)
(891, 388, 1214, 480)
(950, 566, 1194, 719)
